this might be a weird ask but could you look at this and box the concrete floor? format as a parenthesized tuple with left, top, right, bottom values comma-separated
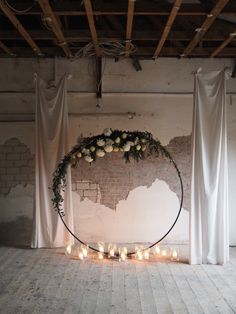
(0, 246, 236, 314)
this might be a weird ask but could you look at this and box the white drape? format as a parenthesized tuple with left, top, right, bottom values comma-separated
(31, 74, 74, 248)
(190, 70, 229, 265)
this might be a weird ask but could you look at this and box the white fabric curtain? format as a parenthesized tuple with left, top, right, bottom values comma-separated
(31, 74, 74, 248)
(190, 70, 229, 265)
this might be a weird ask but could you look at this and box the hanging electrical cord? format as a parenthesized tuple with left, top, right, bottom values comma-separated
(4, 0, 36, 13)
(74, 41, 137, 59)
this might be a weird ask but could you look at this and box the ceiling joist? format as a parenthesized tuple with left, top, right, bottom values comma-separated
(84, 0, 100, 56)
(0, 0, 43, 57)
(153, 0, 182, 58)
(210, 32, 236, 57)
(0, 40, 14, 56)
(125, 0, 135, 57)
(182, 0, 230, 57)
(37, 0, 72, 58)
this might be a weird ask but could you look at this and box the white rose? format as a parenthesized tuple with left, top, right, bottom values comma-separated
(96, 149, 105, 157)
(123, 143, 131, 152)
(84, 155, 93, 163)
(136, 144, 141, 151)
(122, 133, 127, 139)
(127, 141, 134, 146)
(76, 152, 82, 158)
(82, 148, 90, 155)
(97, 139, 105, 147)
(113, 147, 119, 152)
(90, 146, 96, 152)
(103, 128, 113, 137)
(104, 145, 113, 153)
(106, 139, 114, 145)
(115, 137, 121, 144)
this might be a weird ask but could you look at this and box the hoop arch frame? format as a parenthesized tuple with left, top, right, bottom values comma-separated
(52, 130, 184, 256)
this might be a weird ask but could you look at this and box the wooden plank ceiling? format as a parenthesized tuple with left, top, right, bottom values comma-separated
(0, 0, 236, 59)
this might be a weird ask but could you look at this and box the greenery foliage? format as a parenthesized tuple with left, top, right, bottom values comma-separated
(52, 129, 180, 216)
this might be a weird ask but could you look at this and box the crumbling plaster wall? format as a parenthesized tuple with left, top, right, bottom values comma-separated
(0, 57, 236, 246)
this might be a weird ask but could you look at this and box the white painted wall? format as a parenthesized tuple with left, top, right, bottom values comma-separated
(0, 58, 236, 245)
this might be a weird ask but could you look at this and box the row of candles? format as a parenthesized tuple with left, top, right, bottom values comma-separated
(65, 242, 180, 262)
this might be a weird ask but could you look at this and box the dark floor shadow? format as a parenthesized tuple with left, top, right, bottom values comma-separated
(0, 216, 32, 249)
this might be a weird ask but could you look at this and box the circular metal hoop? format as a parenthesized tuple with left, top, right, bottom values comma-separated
(53, 131, 184, 256)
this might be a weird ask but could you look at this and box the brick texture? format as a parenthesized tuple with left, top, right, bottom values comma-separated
(72, 135, 191, 210)
(0, 138, 35, 195)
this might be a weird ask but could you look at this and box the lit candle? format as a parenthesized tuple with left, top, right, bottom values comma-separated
(162, 249, 167, 257)
(136, 251, 143, 261)
(108, 243, 116, 258)
(65, 245, 72, 255)
(81, 245, 88, 258)
(143, 250, 150, 260)
(98, 252, 104, 259)
(109, 248, 115, 257)
(98, 242, 105, 253)
(171, 249, 179, 261)
(154, 245, 161, 255)
(120, 251, 127, 262)
(78, 251, 84, 260)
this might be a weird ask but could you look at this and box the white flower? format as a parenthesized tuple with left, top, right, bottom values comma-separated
(76, 152, 82, 158)
(97, 139, 105, 147)
(141, 138, 146, 143)
(103, 128, 113, 137)
(106, 138, 114, 145)
(122, 133, 127, 139)
(104, 145, 113, 153)
(136, 144, 141, 151)
(113, 147, 119, 152)
(96, 149, 105, 157)
(82, 148, 90, 155)
(127, 140, 134, 146)
(84, 155, 93, 163)
(90, 146, 96, 152)
(115, 137, 121, 144)
(123, 143, 131, 152)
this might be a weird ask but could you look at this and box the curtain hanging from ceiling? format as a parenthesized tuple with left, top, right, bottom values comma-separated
(31, 74, 74, 248)
(190, 69, 230, 264)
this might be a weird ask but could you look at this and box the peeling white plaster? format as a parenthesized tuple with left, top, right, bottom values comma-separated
(72, 178, 189, 244)
(0, 123, 35, 153)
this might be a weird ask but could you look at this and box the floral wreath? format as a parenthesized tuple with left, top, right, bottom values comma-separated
(52, 129, 183, 255)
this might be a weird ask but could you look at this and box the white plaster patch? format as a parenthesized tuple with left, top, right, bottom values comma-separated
(0, 184, 33, 222)
(72, 178, 189, 244)
(0, 123, 35, 153)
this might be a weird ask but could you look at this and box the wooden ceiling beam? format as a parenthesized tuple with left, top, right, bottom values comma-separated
(210, 32, 236, 57)
(1, 30, 233, 43)
(182, 0, 230, 57)
(125, 0, 135, 57)
(153, 0, 182, 58)
(4, 46, 236, 58)
(0, 40, 15, 56)
(0, 0, 43, 56)
(2, 2, 236, 16)
(84, 0, 100, 56)
(37, 0, 72, 58)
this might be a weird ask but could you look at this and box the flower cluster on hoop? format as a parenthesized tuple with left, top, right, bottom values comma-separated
(52, 129, 179, 216)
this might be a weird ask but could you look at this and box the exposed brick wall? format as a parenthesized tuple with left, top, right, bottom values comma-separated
(0, 138, 34, 195)
(72, 180, 101, 203)
(72, 135, 191, 210)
